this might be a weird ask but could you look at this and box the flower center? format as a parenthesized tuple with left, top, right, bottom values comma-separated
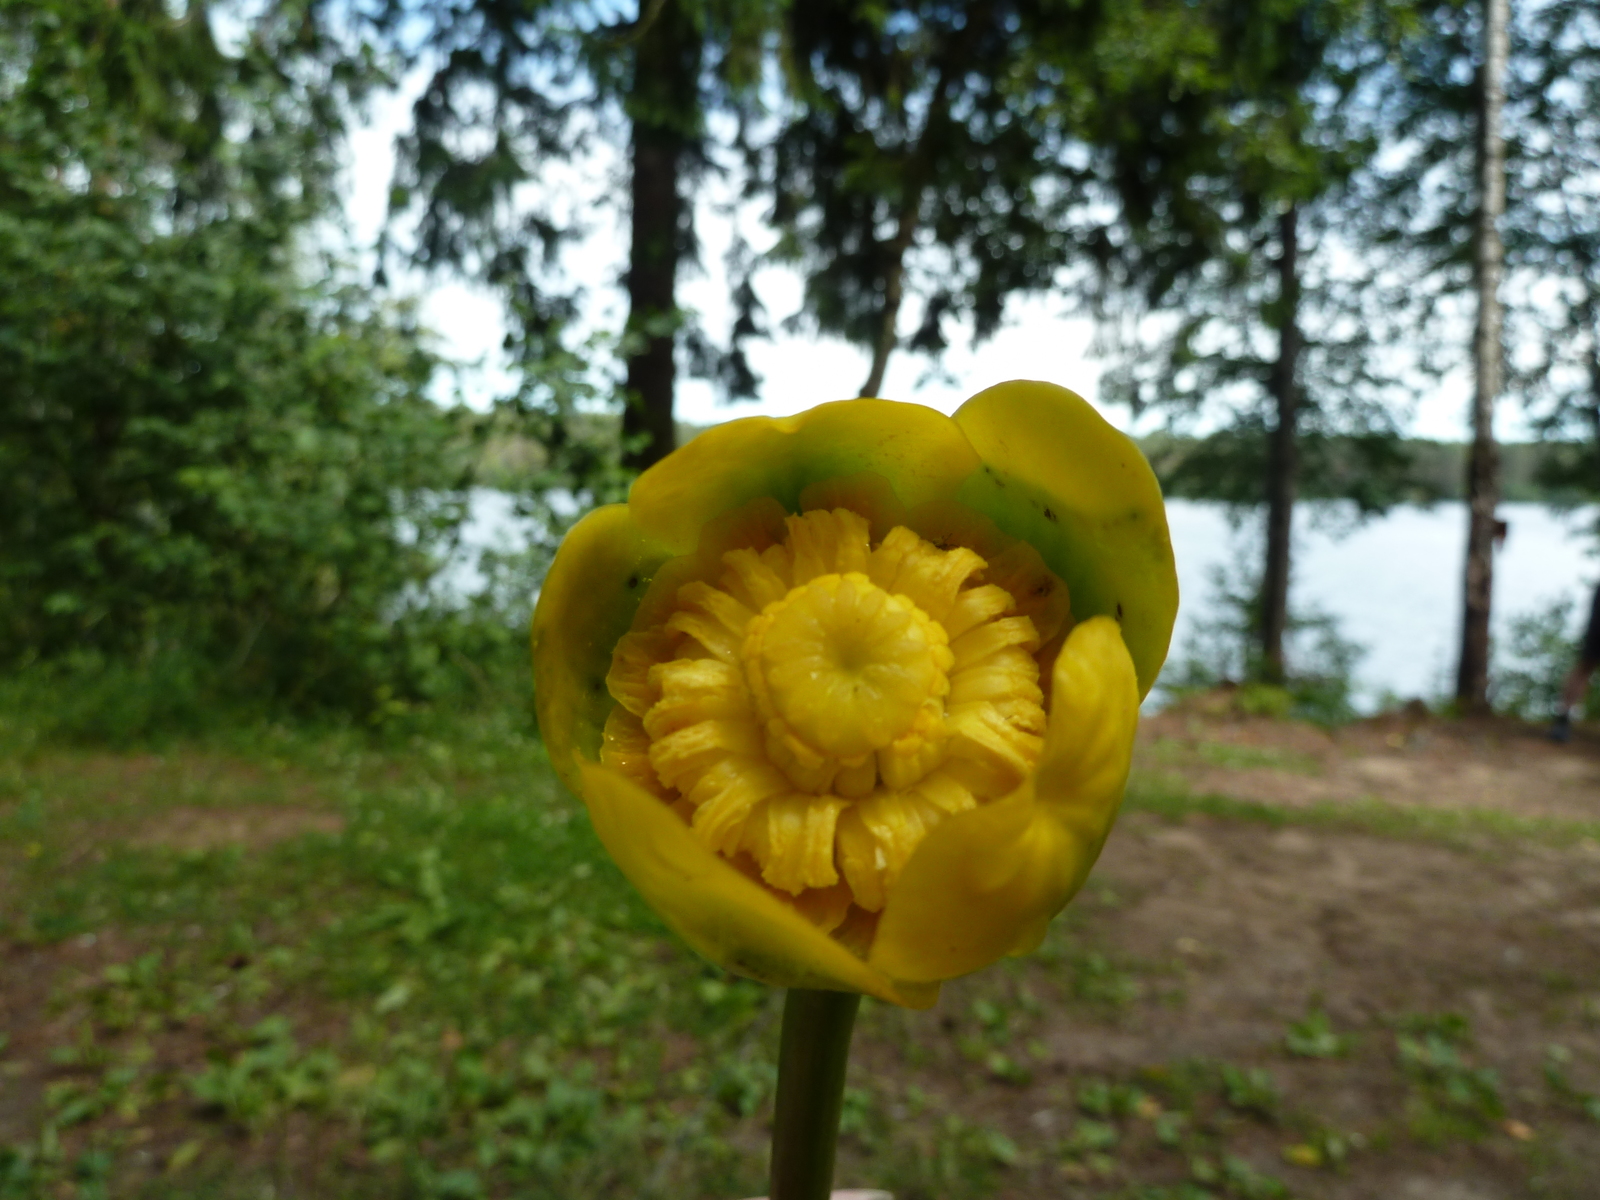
(598, 484, 1071, 940)
(745, 572, 951, 769)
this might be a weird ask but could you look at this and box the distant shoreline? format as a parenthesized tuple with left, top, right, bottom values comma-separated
(1139, 434, 1589, 506)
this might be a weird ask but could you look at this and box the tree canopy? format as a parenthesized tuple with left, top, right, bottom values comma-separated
(5, 0, 1599, 724)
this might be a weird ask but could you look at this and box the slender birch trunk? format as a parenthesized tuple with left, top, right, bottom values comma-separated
(1456, 0, 1509, 711)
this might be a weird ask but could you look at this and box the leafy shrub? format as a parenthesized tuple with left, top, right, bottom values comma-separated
(0, 2, 544, 731)
(1493, 596, 1600, 719)
(1160, 559, 1363, 723)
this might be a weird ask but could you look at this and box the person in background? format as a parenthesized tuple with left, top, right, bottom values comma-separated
(1550, 580, 1600, 743)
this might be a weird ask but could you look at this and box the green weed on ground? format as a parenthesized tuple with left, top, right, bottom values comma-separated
(0, 716, 1041, 1200)
(1, 717, 765, 1198)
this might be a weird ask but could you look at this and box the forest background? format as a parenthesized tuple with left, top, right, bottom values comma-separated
(2, 0, 1598, 733)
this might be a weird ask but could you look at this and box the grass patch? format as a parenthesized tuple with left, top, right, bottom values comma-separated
(1125, 769, 1600, 850)
(0, 717, 776, 1198)
(1141, 737, 1322, 776)
(0, 716, 1040, 1200)
(1193, 741, 1322, 775)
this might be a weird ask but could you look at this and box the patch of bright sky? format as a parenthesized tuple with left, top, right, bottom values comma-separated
(342, 76, 1526, 443)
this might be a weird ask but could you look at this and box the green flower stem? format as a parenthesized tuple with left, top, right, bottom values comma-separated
(769, 987, 862, 1200)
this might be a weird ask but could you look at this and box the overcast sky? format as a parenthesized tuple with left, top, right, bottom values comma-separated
(342, 83, 1521, 442)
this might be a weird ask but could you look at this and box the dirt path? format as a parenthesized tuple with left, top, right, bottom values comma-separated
(1138, 698, 1600, 825)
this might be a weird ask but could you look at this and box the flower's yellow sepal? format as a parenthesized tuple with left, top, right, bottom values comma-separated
(580, 760, 940, 1008)
(868, 617, 1138, 982)
(954, 381, 1177, 696)
(530, 505, 671, 796)
(628, 399, 982, 554)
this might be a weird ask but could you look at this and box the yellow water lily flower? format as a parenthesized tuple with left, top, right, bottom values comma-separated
(531, 380, 1178, 1008)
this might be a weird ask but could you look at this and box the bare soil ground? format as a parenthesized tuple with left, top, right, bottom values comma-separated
(917, 809, 1600, 1198)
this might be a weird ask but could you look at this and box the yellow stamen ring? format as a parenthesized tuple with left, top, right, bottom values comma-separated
(601, 500, 1057, 932)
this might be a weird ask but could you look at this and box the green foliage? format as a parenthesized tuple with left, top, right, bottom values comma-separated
(1377, 0, 1600, 420)
(763, 0, 1231, 391)
(1542, 1043, 1600, 1124)
(1127, 764, 1600, 850)
(1512, 0, 1600, 462)
(1284, 1010, 1352, 1059)
(11, 723, 1600, 1195)
(2, 723, 1112, 1198)
(1149, 427, 1424, 513)
(1394, 1012, 1505, 1143)
(1097, 0, 1425, 692)
(0, 1, 540, 724)
(1494, 596, 1600, 720)
(1067, 950, 1143, 1010)
(767, 1, 1077, 375)
(1219, 1065, 1280, 1121)
(189, 1016, 342, 1129)
(1186, 740, 1316, 774)
(1064, 1116, 1120, 1155)
(1078, 1079, 1152, 1120)
(0, 725, 770, 1198)
(1163, 557, 1363, 723)
(1189, 1153, 1291, 1200)
(1097, 0, 1421, 442)
(873, 1111, 1018, 1198)
(1063, 1059, 1302, 1198)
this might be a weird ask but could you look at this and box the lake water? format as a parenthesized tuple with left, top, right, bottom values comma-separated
(1166, 499, 1597, 707)
(460, 493, 1598, 711)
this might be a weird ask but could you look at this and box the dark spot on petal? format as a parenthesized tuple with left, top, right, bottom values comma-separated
(1116, 602, 1124, 620)
(1043, 506, 1057, 523)
(626, 574, 640, 589)
(1035, 582, 1052, 596)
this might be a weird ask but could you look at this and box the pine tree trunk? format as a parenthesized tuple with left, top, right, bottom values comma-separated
(1261, 204, 1301, 685)
(856, 8, 989, 399)
(859, 223, 915, 398)
(622, 1, 700, 472)
(1457, 0, 1509, 712)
